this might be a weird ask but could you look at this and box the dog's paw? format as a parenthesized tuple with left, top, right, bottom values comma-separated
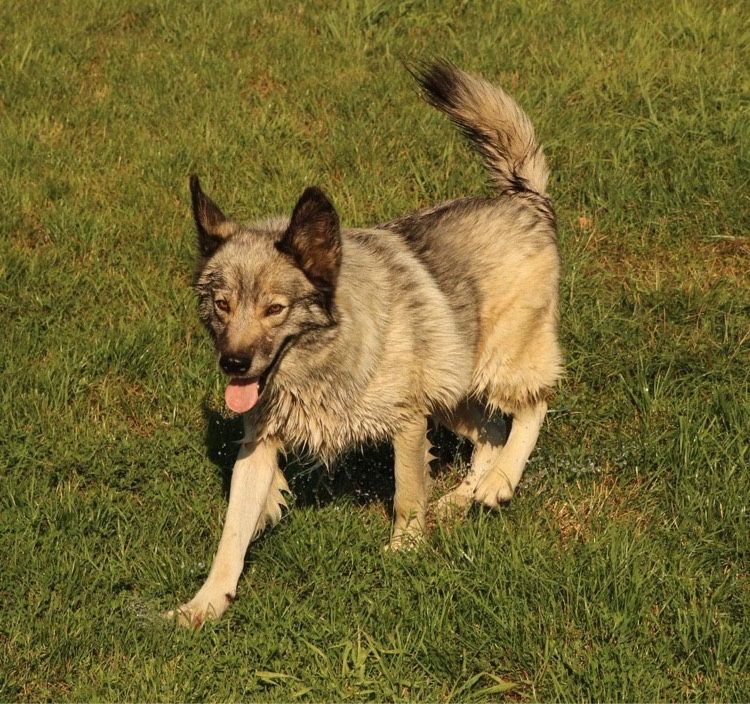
(163, 591, 234, 629)
(473, 468, 515, 509)
(385, 525, 425, 552)
(435, 483, 474, 522)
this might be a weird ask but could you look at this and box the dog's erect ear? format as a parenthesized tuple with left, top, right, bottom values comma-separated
(276, 187, 342, 295)
(190, 175, 234, 258)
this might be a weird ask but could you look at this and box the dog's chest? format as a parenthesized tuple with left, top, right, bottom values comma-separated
(257, 385, 408, 460)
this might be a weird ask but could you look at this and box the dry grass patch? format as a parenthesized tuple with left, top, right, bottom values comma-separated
(576, 224, 749, 294)
(547, 475, 650, 545)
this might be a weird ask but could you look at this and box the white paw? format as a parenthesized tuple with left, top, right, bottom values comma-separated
(163, 590, 234, 629)
(435, 481, 475, 521)
(473, 468, 516, 509)
(385, 524, 425, 552)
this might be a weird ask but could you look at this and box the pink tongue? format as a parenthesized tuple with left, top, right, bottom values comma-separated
(224, 379, 260, 413)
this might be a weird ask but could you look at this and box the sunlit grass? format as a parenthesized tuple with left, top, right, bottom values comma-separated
(1, 0, 748, 700)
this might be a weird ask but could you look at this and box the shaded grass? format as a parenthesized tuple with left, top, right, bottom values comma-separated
(1, 0, 748, 700)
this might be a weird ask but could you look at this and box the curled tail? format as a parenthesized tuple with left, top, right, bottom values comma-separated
(411, 60, 549, 197)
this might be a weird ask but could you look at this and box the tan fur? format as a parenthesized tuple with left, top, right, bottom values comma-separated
(168, 61, 563, 627)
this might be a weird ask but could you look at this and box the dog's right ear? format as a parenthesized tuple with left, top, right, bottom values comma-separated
(190, 175, 234, 258)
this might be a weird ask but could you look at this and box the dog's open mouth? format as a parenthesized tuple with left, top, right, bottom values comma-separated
(224, 376, 266, 414)
(222, 336, 293, 414)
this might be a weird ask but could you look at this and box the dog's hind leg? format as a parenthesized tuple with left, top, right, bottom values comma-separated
(165, 438, 281, 628)
(388, 415, 430, 550)
(473, 400, 547, 509)
(434, 399, 508, 519)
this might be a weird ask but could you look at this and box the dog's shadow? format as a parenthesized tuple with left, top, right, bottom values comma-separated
(202, 402, 473, 511)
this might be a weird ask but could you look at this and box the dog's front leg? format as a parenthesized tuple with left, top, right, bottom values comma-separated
(388, 415, 430, 550)
(167, 438, 280, 628)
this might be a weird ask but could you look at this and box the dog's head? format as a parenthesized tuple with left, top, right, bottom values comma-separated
(190, 175, 341, 412)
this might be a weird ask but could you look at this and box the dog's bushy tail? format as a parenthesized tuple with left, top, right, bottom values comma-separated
(411, 60, 549, 197)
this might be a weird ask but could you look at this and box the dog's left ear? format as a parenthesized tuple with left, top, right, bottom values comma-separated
(276, 187, 342, 295)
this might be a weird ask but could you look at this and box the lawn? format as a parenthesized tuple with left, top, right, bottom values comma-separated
(1, 0, 748, 700)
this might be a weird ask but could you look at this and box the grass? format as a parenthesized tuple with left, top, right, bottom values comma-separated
(1, 0, 748, 700)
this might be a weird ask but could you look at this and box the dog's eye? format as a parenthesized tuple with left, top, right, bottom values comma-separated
(266, 303, 286, 317)
(215, 299, 230, 313)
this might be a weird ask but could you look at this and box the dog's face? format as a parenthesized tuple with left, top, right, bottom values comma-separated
(191, 176, 341, 412)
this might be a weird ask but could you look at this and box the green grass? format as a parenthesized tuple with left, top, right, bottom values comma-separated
(1, 0, 748, 700)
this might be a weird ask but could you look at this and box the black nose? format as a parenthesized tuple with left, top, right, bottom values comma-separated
(220, 354, 252, 375)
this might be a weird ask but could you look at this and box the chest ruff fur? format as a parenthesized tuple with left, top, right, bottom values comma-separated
(251, 227, 476, 460)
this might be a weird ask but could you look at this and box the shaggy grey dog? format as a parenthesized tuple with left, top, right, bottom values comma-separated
(168, 61, 562, 627)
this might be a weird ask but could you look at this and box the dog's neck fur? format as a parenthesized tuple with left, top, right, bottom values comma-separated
(253, 235, 408, 460)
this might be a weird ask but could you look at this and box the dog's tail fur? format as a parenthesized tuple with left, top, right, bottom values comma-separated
(411, 60, 549, 197)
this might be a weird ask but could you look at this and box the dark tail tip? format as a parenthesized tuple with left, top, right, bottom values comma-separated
(406, 58, 462, 110)
(190, 174, 203, 200)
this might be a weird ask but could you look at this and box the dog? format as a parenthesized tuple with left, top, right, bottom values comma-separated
(167, 60, 563, 627)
